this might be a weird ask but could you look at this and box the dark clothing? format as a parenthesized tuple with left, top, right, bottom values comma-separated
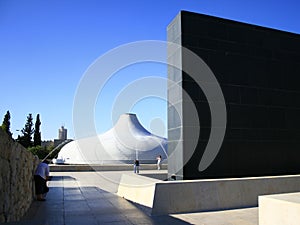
(134, 160, 140, 166)
(34, 175, 49, 195)
(134, 160, 140, 173)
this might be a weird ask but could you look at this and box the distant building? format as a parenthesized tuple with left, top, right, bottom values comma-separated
(54, 126, 68, 147)
(58, 126, 67, 140)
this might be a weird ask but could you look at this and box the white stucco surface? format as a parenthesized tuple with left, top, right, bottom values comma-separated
(56, 113, 167, 164)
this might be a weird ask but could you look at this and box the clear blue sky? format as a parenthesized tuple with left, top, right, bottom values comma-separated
(1, 0, 300, 140)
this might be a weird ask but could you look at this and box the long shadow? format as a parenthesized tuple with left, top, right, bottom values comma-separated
(4, 175, 192, 225)
(78, 184, 192, 224)
(49, 175, 76, 181)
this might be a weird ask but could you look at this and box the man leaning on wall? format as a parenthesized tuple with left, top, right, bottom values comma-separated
(34, 160, 50, 201)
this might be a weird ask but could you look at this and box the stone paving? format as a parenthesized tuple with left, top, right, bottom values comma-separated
(4, 171, 258, 225)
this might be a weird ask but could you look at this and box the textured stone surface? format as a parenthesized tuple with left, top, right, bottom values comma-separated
(0, 129, 38, 223)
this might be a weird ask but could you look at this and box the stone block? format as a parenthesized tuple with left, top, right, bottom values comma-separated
(117, 174, 159, 208)
(259, 192, 300, 225)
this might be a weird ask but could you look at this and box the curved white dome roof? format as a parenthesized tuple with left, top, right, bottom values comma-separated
(56, 113, 167, 164)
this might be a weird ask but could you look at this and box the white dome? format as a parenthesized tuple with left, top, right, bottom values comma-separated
(56, 113, 167, 164)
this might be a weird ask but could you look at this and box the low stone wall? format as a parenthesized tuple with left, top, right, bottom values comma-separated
(152, 175, 300, 215)
(117, 173, 300, 215)
(50, 164, 167, 172)
(0, 129, 39, 223)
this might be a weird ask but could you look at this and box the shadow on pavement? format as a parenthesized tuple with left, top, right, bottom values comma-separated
(3, 175, 191, 225)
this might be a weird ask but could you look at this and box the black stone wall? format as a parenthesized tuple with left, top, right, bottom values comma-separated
(168, 11, 300, 179)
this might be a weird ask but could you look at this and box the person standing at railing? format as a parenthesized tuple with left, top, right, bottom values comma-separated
(133, 159, 140, 174)
(156, 155, 162, 170)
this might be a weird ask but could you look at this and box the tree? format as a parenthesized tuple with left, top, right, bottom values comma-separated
(28, 146, 48, 159)
(28, 144, 54, 159)
(1, 110, 12, 138)
(18, 113, 34, 148)
(33, 114, 41, 146)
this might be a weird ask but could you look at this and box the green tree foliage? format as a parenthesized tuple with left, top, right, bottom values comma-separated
(28, 144, 54, 159)
(28, 146, 48, 159)
(1, 110, 12, 138)
(33, 114, 41, 146)
(17, 113, 34, 148)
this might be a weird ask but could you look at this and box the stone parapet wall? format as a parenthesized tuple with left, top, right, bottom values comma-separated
(0, 129, 39, 223)
(50, 164, 167, 172)
(117, 173, 300, 215)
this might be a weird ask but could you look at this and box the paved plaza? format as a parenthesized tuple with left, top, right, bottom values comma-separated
(6, 171, 258, 225)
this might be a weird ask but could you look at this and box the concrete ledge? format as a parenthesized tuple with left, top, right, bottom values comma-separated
(259, 192, 300, 225)
(140, 173, 168, 180)
(152, 175, 300, 215)
(117, 174, 300, 215)
(50, 164, 167, 172)
(117, 174, 161, 208)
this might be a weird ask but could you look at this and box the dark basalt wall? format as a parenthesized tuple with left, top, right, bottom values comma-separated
(168, 11, 300, 179)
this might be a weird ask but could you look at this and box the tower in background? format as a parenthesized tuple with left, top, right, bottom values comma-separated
(58, 126, 67, 140)
(54, 125, 69, 147)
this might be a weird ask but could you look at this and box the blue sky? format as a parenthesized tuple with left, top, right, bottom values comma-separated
(1, 0, 300, 140)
